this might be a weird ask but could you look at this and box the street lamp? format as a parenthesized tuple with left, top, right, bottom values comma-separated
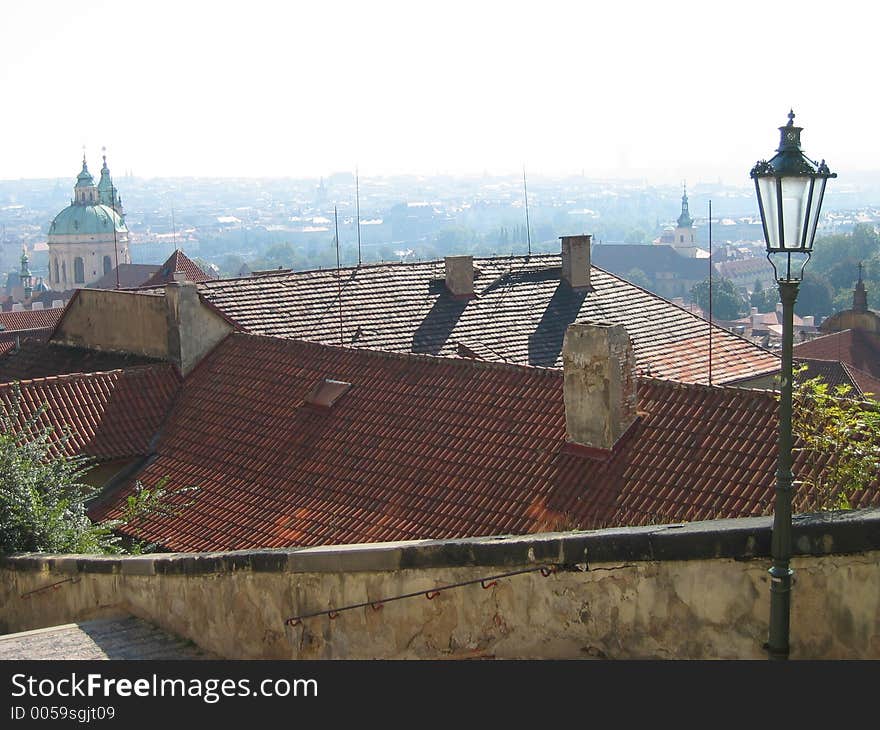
(750, 110, 835, 660)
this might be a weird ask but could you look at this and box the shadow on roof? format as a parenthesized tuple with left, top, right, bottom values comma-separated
(527, 282, 588, 367)
(411, 290, 469, 355)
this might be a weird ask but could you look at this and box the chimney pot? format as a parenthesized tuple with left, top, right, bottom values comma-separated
(560, 235, 591, 289)
(562, 322, 637, 452)
(445, 255, 474, 298)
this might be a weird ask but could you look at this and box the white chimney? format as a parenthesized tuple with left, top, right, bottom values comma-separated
(562, 322, 637, 453)
(802, 315, 815, 327)
(51, 300, 64, 309)
(172, 271, 187, 285)
(444, 255, 473, 298)
(560, 235, 591, 289)
(31, 301, 44, 310)
(11, 303, 23, 312)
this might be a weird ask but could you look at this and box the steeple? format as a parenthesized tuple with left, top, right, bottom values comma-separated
(677, 183, 694, 228)
(74, 152, 99, 205)
(97, 148, 123, 215)
(20, 247, 32, 300)
(853, 262, 868, 313)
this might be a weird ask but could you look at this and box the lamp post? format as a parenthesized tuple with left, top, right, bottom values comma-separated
(750, 111, 835, 660)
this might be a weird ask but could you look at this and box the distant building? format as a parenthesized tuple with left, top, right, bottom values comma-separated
(655, 185, 705, 259)
(46, 154, 131, 291)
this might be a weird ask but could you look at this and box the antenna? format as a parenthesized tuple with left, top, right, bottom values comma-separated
(708, 199, 713, 386)
(335, 205, 343, 345)
(523, 167, 531, 257)
(171, 208, 178, 253)
(112, 186, 120, 291)
(356, 167, 362, 266)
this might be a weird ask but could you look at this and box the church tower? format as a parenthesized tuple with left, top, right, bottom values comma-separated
(670, 184, 699, 257)
(46, 153, 131, 291)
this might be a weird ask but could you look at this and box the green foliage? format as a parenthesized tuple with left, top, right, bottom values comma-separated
(625, 268, 652, 289)
(690, 276, 747, 320)
(750, 279, 778, 312)
(794, 274, 834, 320)
(0, 387, 197, 556)
(793, 368, 880, 511)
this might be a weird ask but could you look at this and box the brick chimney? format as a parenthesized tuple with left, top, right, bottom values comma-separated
(562, 322, 637, 453)
(445, 255, 474, 298)
(560, 235, 591, 289)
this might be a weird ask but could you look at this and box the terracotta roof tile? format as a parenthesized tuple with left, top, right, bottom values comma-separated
(0, 341, 164, 382)
(194, 255, 779, 385)
(140, 250, 213, 288)
(794, 329, 880, 379)
(87, 333, 878, 552)
(797, 357, 880, 398)
(0, 365, 181, 461)
(0, 308, 64, 332)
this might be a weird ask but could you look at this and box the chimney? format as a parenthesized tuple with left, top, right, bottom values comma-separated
(445, 255, 473, 298)
(802, 315, 814, 327)
(173, 271, 187, 285)
(560, 235, 591, 289)
(562, 322, 637, 453)
(165, 279, 201, 374)
(31, 301, 44, 310)
(51, 299, 64, 309)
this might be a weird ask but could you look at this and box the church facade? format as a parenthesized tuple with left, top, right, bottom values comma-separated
(46, 155, 131, 291)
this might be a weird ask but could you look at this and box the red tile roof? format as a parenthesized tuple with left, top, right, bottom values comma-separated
(0, 341, 164, 382)
(192, 255, 779, 385)
(796, 358, 880, 399)
(89, 264, 160, 290)
(793, 329, 880, 379)
(0, 329, 53, 357)
(140, 250, 213, 288)
(89, 333, 878, 552)
(0, 365, 181, 461)
(0, 307, 64, 332)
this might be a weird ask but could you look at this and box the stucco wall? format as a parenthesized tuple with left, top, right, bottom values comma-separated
(3, 511, 879, 660)
(53, 289, 169, 358)
(51, 286, 233, 374)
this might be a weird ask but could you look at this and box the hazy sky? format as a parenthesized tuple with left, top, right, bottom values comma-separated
(1, 1, 874, 183)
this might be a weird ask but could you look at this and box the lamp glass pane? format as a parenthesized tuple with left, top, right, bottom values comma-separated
(757, 177, 780, 250)
(780, 176, 811, 250)
(803, 176, 827, 251)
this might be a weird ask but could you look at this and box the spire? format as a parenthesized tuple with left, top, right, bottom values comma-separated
(20, 246, 32, 300)
(853, 261, 868, 313)
(677, 183, 694, 228)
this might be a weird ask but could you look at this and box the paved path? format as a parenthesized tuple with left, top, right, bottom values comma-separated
(0, 616, 216, 660)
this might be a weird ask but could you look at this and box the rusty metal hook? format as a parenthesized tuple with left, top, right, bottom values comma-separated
(425, 590, 441, 600)
(285, 618, 302, 627)
(328, 610, 340, 620)
(370, 601, 384, 611)
(540, 566, 557, 577)
(480, 579, 498, 589)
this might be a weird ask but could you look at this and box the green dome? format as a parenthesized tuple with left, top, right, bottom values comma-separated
(48, 203, 126, 237)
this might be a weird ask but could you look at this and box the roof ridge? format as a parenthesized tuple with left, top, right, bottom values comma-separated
(228, 331, 564, 380)
(638, 374, 778, 399)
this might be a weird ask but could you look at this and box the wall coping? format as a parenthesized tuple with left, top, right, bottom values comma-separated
(4, 508, 880, 577)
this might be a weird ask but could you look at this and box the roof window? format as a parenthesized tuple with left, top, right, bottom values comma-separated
(304, 378, 352, 408)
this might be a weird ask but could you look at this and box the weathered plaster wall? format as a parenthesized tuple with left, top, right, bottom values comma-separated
(3, 511, 879, 660)
(165, 282, 233, 375)
(53, 289, 169, 358)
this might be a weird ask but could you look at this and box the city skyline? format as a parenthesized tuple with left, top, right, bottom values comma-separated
(1, 1, 876, 183)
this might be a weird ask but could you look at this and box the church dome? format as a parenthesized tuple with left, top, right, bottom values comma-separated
(48, 203, 126, 237)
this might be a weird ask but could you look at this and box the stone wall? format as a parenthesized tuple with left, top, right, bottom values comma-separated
(53, 289, 169, 358)
(2, 510, 879, 660)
